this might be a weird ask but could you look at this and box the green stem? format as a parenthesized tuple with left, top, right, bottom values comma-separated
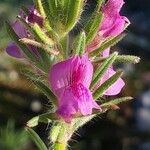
(53, 142, 67, 150)
(50, 122, 69, 150)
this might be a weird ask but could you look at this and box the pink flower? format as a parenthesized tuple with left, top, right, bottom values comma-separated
(86, 0, 129, 52)
(6, 7, 43, 58)
(48, 55, 100, 123)
(100, 49, 125, 96)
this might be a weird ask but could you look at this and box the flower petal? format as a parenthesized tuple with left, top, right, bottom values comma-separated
(12, 21, 28, 38)
(49, 55, 93, 97)
(102, 48, 110, 57)
(6, 42, 23, 58)
(101, 68, 125, 96)
(103, 0, 125, 14)
(57, 84, 100, 123)
(101, 0, 128, 38)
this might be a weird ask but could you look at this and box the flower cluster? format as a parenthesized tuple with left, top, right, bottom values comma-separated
(6, 0, 137, 124)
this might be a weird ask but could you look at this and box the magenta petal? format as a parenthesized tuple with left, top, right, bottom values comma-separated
(103, 0, 125, 14)
(12, 21, 27, 38)
(49, 55, 100, 122)
(101, 16, 126, 37)
(76, 84, 100, 115)
(56, 87, 78, 123)
(79, 54, 93, 88)
(49, 55, 93, 97)
(102, 48, 110, 57)
(101, 68, 125, 96)
(49, 56, 79, 97)
(57, 84, 100, 122)
(100, 0, 129, 38)
(6, 42, 23, 58)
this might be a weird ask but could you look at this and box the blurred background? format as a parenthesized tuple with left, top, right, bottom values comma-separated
(0, 0, 150, 150)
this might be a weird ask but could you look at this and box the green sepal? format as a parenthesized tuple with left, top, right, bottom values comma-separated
(90, 34, 126, 57)
(115, 55, 141, 64)
(74, 31, 86, 56)
(93, 70, 124, 100)
(92, 55, 140, 64)
(84, 12, 103, 45)
(50, 123, 62, 143)
(34, 0, 46, 18)
(101, 97, 133, 109)
(26, 128, 47, 150)
(90, 52, 118, 89)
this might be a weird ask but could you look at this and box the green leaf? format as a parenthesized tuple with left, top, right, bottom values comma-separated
(96, 0, 104, 12)
(93, 70, 124, 100)
(26, 128, 47, 150)
(101, 97, 133, 109)
(34, 81, 57, 105)
(22, 69, 46, 83)
(27, 116, 51, 128)
(27, 112, 58, 127)
(47, 0, 58, 19)
(74, 31, 86, 56)
(92, 55, 141, 64)
(37, 47, 54, 70)
(90, 34, 126, 57)
(32, 23, 54, 45)
(23, 70, 57, 105)
(72, 115, 95, 132)
(60, 35, 70, 59)
(90, 52, 118, 89)
(85, 12, 103, 45)
(64, 0, 84, 33)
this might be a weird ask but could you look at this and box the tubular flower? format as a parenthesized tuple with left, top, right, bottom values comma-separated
(6, 7, 43, 58)
(48, 55, 100, 122)
(86, 0, 130, 52)
(100, 49, 125, 96)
